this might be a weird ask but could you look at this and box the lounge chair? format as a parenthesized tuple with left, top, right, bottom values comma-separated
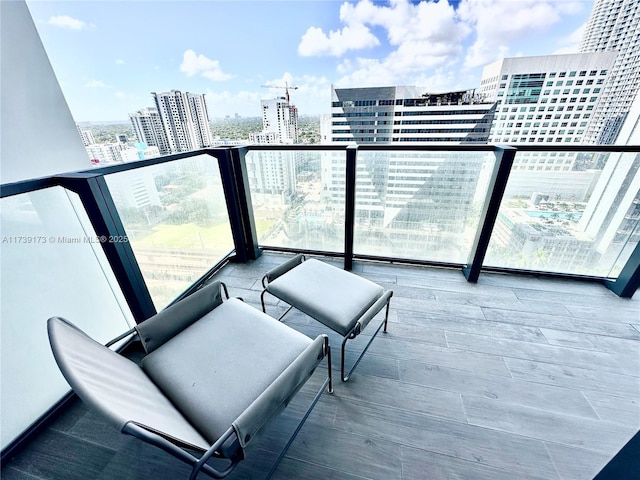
(47, 281, 332, 479)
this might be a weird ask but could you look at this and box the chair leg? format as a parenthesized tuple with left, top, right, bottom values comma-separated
(340, 307, 389, 382)
(264, 374, 331, 480)
(383, 298, 391, 333)
(260, 290, 269, 313)
(261, 290, 294, 322)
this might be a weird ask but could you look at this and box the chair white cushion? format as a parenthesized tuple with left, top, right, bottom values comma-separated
(266, 259, 385, 336)
(141, 298, 312, 445)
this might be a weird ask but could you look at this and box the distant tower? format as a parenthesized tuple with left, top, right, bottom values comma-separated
(76, 124, 95, 146)
(253, 83, 299, 144)
(247, 87, 300, 202)
(252, 97, 299, 144)
(152, 90, 214, 153)
(129, 107, 170, 155)
(580, 0, 640, 144)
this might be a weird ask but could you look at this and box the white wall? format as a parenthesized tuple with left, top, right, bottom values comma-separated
(0, 0, 90, 184)
(0, 1, 135, 450)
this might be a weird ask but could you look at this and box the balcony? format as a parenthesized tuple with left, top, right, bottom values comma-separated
(1, 145, 639, 479)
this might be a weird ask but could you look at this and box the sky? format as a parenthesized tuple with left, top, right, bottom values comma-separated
(25, 0, 595, 122)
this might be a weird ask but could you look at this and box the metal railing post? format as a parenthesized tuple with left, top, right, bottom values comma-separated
(215, 147, 260, 263)
(463, 146, 517, 283)
(344, 145, 358, 271)
(57, 173, 157, 322)
(229, 147, 261, 261)
(604, 240, 640, 298)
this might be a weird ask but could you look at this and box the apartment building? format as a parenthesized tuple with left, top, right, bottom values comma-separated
(580, 0, 640, 144)
(129, 107, 170, 155)
(152, 90, 213, 153)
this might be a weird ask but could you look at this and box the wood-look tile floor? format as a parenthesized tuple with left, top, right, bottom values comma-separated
(3, 253, 639, 479)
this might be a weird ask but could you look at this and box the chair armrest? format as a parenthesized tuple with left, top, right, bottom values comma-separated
(262, 254, 305, 288)
(232, 334, 327, 448)
(136, 281, 226, 353)
(356, 290, 393, 333)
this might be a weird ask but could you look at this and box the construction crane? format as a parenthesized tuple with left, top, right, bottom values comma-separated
(261, 81, 299, 104)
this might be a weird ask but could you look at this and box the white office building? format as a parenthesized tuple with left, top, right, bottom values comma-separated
(330, 85, 494, 144)
(322, 86, 496, 260)
(479, 52, 617, 202)
(580, 0, 640, 144)
(152, 91, 213, 153)
(480, 53, 617, 147)
(85, 143, 124, 165)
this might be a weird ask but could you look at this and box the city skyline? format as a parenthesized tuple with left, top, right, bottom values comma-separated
(25, 0, 592, 121)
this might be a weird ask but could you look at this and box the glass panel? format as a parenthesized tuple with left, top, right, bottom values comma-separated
(106, 154, 234, 309)
(0, 187, 133, 450)
(485, 151, 640, 277)
(353, 150, 496, 263)
(247, 149, 345, 253)
(608, 215, 640, 278)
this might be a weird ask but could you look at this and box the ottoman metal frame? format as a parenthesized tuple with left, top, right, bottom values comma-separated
(261, 254, 393, 382)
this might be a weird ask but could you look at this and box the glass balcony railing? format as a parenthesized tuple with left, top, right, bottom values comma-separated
(247, 149, 346, 253)
(105, 154, 234, 310)
(352, 150, 496, 263)
(1, 144, 639, 457)
(484, 149, 640, 277)
(0, 187, 134, 451)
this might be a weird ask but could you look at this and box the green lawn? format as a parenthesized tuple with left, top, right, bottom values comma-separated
(134, 222, 234, 249)
(132, 219, 276, 249)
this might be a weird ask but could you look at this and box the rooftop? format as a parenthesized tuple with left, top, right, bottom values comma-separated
(3, 252, 638, 480)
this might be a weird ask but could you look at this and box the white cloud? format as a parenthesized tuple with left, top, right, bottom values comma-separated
(336, 58, 397, 87)
(261, 72, 331, 114)
(115, 59, 125, 65)
(205, 90, 263, 119)
(206, 73, 331, 117)
(47, 15, 89, 30)
(85, 80, 110, 88)
(553, 22, 586, 55)
(458, 0, 586, 68)
(298, 23, 380, 57)
(323, 0, 586, 87)
(179, 50, 233, 81)
(341, 0, 467, 47)
(331, 0, 467, 87)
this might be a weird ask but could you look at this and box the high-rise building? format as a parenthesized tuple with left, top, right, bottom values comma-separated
(479, 53, 617, 147)
(323, 85, 496, 260)
(330, 85, 494, 144)
(480, 52, 638, 274)
(479, 53, 618, 200)
(250, 97, 299, 144)
(247, 94, 300, 206)
(580, 0, 640, 144)
(76, 125, 95, 146)
(578, 89, 640, 265)
(152, 90, 213, 153)
(129, 107, 170, 155)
